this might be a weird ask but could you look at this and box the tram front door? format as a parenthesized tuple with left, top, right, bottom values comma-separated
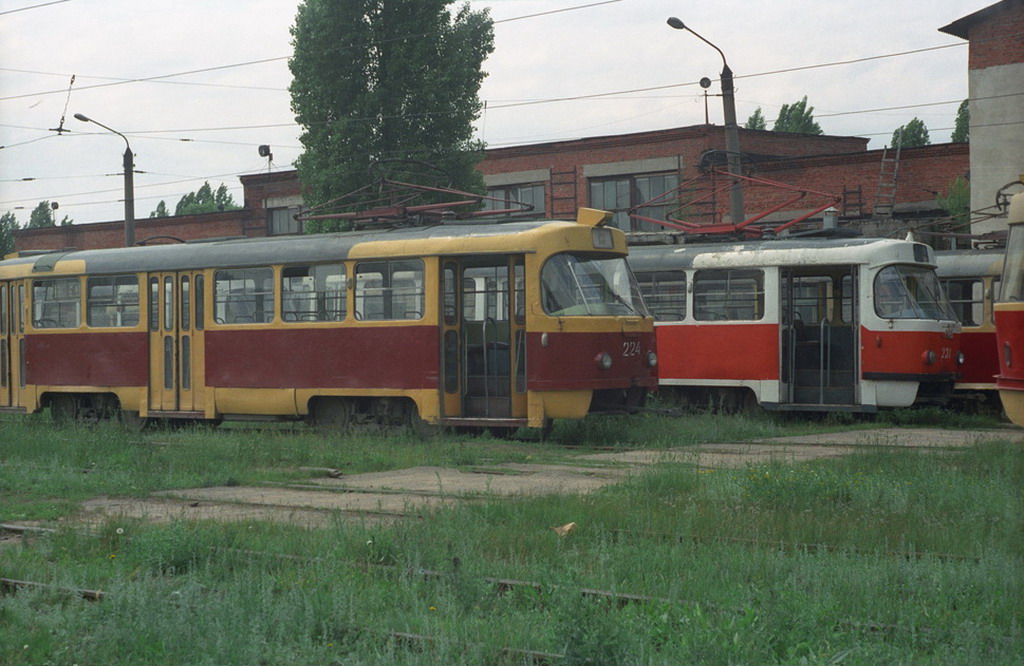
(0, 281, 24, 409)
(148, 272, 206, 415)
(780, 266, 859, 406)
(439, 257, 527, 421)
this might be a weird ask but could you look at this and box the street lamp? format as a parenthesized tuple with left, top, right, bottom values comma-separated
(667, 17, 745, 225)
(74, 113, 136, 246)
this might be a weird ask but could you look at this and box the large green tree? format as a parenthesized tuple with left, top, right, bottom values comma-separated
(891, 117, 930, 148)
(289, 0, 495, 232)
(1, 211, 18, 256)
(951, 99, 969, 143)
(772, 96, 822, 135)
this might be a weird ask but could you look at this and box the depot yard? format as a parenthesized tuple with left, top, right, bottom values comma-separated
(1, 409, 1022, 664)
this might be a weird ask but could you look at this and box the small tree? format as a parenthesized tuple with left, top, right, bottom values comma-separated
(173, 182, 240, 216)
(745, 108, 767, 130)
(937, 176, 971, 228)
(772, 97, 822, 135)
(150, 200, 171, 218)
(951, 99, 969, 143)
(0, 211, 18, 256)
(27, 201, 72, 228)
(891, 118, 930, 148)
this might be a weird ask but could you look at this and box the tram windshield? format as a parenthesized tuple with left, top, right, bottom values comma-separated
(541, 253, 649, 316)
(998, 225, 1024, 302)
(873, 265, 955, 320)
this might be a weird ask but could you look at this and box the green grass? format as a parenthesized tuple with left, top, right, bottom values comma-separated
(1, 413, 1021, 664)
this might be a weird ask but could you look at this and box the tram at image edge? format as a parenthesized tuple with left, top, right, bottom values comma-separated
(0, 209, 657, 433)
(995, 189, 1024, 426)
(629, 236, 963, 413)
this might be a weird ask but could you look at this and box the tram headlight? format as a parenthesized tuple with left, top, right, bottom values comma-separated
(957, 351, 965, 365)
(646, 351, 658, 368)
(922, 349, 936, 365)
(595, 352, 613, 370)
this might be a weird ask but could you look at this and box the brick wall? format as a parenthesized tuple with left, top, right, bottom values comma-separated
(966, 1, 1024, 70)
(14, 209, 260, 252)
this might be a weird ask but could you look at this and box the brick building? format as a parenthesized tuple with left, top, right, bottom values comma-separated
(940, 0, 1024, 236)
(14, 126, 969, 252)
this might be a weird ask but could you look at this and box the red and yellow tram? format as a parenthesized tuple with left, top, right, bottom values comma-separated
(0, 209, 656, 433)
(630, 236, 962, 412)
(995, 190, 1024, 426)
(936, 248, 1003, 397)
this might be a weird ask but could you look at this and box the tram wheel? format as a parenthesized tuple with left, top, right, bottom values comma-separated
(313, 398, 352, 430)
(50, 394, 78, 425)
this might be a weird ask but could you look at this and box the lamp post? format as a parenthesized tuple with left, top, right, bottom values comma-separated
(74, 113, 135, 246)
(667, 17, 744, 225)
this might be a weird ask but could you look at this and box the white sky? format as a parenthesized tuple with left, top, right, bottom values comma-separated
(0, 0, 980, 226)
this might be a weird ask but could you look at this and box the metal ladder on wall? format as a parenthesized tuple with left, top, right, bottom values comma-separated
(549, 168, 578, 218)
(873, 132, 902, 217)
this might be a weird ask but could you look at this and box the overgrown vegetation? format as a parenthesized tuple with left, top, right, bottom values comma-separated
(1, 412, 1020, 663)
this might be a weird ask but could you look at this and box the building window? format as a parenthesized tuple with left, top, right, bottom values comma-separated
(268, 206, 302, 235)
(588, 172, 679, 232)
(484, 183, 545, 217)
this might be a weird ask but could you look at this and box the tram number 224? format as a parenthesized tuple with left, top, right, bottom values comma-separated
(623, 340, 642, 357)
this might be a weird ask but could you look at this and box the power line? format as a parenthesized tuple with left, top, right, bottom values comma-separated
(0, 0, 71, 16)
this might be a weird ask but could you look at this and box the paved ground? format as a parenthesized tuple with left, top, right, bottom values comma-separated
(75, 427, 1024, 527)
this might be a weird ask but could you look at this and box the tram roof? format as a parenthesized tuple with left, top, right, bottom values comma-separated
(935, 249, 1004, 278)
(1, 219, 583, 276)
(626, 236, 935, 271)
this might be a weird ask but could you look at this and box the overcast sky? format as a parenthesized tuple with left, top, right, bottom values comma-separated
(0, 0, 980, 226)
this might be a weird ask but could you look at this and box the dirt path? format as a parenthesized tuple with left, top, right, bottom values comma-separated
(76, 427, 1023, 527)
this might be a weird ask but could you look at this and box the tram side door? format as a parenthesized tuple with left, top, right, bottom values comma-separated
(439, 257, 526, 420)
(148, 272, 205, 414)
(780, 266, 859, 406)
(1, 282, 14, 407)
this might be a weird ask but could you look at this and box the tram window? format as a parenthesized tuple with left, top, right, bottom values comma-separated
(355, 260, 424, 321)
(214, 267, 274, 324)
(874, 265, 954, 320)
(87, 276, 140, 328)
(635, 270, 687, 321)
(443, 264, 458, 325)
(693, 269, 764, 321)
(32, 277, 81, 328)
(195, 275, 205, 331)
(789, 276, 849, 325)
(463, 267, 509, 322)
(282, 264, 347, 322)
(990, 279, 1000, 323)
(149, 278, 159, 331)
(940, 278, 983, 326)
(1, 286, 6, 335)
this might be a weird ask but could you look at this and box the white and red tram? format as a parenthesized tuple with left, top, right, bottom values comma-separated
(629, 235, 963, 412)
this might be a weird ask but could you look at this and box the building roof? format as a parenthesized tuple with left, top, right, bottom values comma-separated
(939, 0, 1021, 39)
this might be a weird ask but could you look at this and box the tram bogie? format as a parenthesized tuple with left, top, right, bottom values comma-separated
(0, 210, 657, 432)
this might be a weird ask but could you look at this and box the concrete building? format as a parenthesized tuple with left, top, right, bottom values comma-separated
(940, 0, 1024, 237)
